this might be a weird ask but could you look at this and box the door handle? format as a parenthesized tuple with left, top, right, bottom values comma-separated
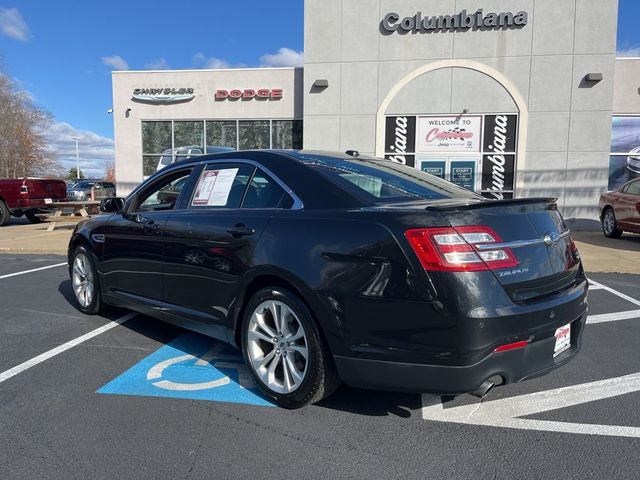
(142, 219, 160, 234)
(227, 224, 255, 237)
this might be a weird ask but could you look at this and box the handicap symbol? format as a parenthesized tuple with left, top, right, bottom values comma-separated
(98, 333, 273, 406)
(146, 343, 256, 391)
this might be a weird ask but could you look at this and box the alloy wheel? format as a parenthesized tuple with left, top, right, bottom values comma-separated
(246, 300, 309, 394)
(72, 252, 94, 308)
(603, 210, 615, 235)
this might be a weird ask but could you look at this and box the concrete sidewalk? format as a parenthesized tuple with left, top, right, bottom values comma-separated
(0, 218, 74, 256)
(1, 218, 639, 274)
(572, 231, 640, 274)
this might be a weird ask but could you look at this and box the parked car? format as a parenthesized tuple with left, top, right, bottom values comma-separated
(627, 146, 640, 174)
(67, 180, 116, 201)
(156, 145, 235, 172)
(68, 151, 587, 408)
(0, 177, 67, 225)
(599, 178, 640, 237)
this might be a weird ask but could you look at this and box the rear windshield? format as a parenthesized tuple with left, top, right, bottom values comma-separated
(301, 156, 479, 203)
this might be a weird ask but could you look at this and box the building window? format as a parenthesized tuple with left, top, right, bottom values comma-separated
(239, 120, 270, 149)
(174, 121, 205, 152)
(609, 115, 640, 191)
(141, 119, 303, 177)
(272, 120, 303, 149)
(206, 121, 237, 149)
(142, 121, 172, 177)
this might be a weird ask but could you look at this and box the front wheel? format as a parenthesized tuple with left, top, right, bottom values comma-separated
(70, 245, 105, 314)
(602, 208, 623, 238)
(241, 288, 339, 408)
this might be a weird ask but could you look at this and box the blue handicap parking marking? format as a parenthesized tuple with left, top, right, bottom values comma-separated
(97, 332, 274, 407)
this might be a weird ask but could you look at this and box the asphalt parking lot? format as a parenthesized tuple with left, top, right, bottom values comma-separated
(1, 254, 639, 479)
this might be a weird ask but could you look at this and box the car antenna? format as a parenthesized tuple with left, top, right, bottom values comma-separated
(345, 150, 360, 158)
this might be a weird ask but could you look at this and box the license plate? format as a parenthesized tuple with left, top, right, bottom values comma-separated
(44, 198, 53, 204)
(554, 323, 571, 357)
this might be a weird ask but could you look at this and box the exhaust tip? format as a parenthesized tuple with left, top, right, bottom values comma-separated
(470, 380, 495, 399)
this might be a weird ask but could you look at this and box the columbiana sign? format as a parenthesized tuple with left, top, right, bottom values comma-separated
(381, 9, 528, 34)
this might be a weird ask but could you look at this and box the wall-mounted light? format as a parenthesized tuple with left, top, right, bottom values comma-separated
(313, 79, 329, 89)
(585, 73, 603, 83)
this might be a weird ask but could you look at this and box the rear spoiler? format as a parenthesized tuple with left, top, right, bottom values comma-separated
(424, 197, 558, 212)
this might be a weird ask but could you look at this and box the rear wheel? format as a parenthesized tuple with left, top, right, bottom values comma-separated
(71, 245, 105, 314)
(241, 287, 339, 408)
(25, 211, 42, 224)
(0, 200, 10, 226)
(602, 208, 623, 238)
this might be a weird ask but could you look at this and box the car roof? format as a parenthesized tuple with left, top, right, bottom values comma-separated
(162, 149, 374, 169)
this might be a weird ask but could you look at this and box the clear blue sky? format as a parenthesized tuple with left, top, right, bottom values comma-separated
(0, 1, 637, 176)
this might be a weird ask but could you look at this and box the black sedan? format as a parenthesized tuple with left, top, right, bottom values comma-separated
(68, 150, 588, 408)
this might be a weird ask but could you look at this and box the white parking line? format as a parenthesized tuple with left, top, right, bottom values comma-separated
(0, 262, 67, 280)
(0, 312, 136, 385)
(589, 279, 640, 307)
(422, 371, 640, 438)
(588, 309, 640, 324)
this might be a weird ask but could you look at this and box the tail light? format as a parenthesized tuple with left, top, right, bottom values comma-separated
(404, 226, 518, 272)
(568, 237, 580, 261)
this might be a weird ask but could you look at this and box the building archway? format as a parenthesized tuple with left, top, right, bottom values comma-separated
(375, 59, 529, 194)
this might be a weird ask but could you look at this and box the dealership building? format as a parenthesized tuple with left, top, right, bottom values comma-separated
(112, 0, 639, 224)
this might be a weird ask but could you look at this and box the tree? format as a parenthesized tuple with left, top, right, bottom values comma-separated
(0, 64, 61, 178)
(66, 168, 85, 181)
(105, 162, 115, 183)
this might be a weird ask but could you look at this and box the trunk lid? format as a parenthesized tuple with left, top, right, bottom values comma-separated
(427, 197, 580, 301)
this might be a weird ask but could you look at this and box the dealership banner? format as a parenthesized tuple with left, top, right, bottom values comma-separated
(608, 116, 640, 190)
(481, 154, 515, 200)
(385, 116, 416, 167)
(417, 115, 482, 153)
(482, 115, 517, 153)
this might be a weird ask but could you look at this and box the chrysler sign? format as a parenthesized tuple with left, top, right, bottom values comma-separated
(381, 9, 528, 34)
(132, 88, 195, 103)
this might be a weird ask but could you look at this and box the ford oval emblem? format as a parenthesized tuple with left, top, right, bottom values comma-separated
(543, 232, 560, 246)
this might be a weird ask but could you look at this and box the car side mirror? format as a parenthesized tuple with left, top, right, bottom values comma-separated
(100, 197, 125, 213)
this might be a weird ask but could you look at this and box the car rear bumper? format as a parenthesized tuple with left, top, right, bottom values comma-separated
(334, 313, 586, 395)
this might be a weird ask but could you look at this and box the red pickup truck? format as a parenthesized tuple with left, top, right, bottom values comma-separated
(0, 178, 67, 226)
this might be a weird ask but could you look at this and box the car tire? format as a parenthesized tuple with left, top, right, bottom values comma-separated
(602, 208, 623, 238)
(241, 287, 340, 409)
(25, 211, 42, 224)
(0, 200, 11, 226)
(70, 245, 105, 314)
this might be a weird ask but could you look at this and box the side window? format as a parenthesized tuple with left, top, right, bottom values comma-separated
(190, 164, 254, 209)
(134, 170, 193, 212)
(242, 169, 294, 209)
(626, 181, 640, 195)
